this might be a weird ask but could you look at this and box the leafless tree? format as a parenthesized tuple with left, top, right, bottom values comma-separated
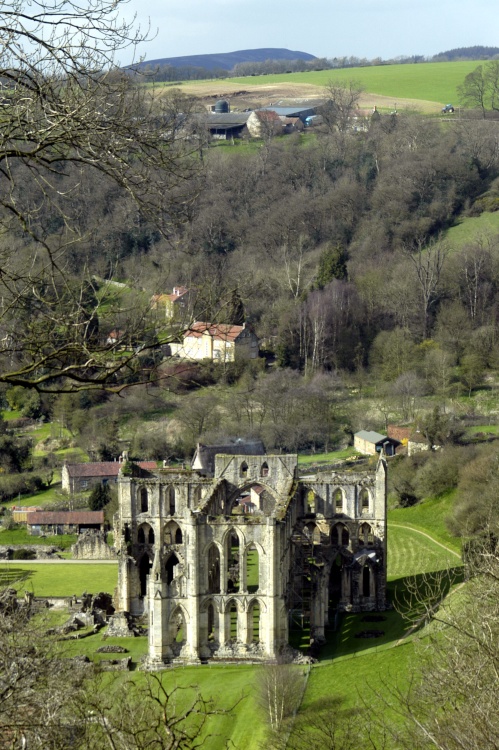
(319, 80, 363, 133)
(0, 0, 201, 393)
(256, 660, 305, 735)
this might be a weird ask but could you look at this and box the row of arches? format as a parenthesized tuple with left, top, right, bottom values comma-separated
(306, 487, 372, 516)
(240, 461, 269, 478)
(303, 522, 375, 547)
(137, 485, 204, 515)
(207, 537, 260, 595)
(136, 521, 183, 546)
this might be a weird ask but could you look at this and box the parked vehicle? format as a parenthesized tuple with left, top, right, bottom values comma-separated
(442, 104, 455, 113)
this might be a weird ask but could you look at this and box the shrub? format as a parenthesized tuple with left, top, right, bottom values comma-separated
(12, 548, 36, 560)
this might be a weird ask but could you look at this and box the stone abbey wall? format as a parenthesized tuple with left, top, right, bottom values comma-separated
(115, 453, 387, 666)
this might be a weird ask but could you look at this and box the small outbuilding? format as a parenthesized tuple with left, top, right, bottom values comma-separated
(27, 511, 105, 536)
(354, 430, 400, 457)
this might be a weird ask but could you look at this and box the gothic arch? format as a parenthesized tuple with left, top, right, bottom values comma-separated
(333, 488, 344, 514)
(304, 522, 321, 545)
(137, 523, 154, 545)
(206, 543, 221, 594)
(165, 552, 180, 585)
(240, 461, 248, 478)
(331, 523, 349, 547)
(359, 522, 373, 546)
(168, 604, 188, 649)
(164, 520, 182, 545)
(260, 461, 269, 477)
(245, 543, 260, 593)
(359, 488, 371, 514)
(247, 598, 261, 643)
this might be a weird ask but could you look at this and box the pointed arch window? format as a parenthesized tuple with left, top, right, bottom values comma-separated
(140, 487, 148, 513)
(260, 462, 269, 477)
(240, 461, 248, 478)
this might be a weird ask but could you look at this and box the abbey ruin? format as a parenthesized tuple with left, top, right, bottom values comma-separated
(115, 453, 387, 666)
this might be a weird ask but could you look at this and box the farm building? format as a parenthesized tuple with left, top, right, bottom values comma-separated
(27, 510, 105, 536)
(353, 431, 400, 456)
(114, 452, 387, 666)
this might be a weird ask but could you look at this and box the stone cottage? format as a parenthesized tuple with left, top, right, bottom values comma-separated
(114, 452, 387, 666)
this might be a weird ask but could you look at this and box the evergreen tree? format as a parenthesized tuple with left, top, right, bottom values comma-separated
(88, 482, 111, 511)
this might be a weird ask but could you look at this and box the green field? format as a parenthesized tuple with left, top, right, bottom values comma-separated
(298, 447, 359, 465)
(189, 61, 482, 106)
(0, 527, 77, 548)
(0, 562, 118, 596)
(443, 210, 499, 248)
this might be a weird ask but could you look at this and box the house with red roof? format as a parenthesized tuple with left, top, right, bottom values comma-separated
(172, 321, 259, 363)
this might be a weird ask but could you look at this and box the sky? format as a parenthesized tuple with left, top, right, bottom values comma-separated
(120, 0, 499, 65)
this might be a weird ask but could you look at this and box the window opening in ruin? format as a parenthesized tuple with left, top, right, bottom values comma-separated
(229, 602, 238, 641)
(207, 603, 215, 640)
(246, 544, 259, 593)
(260, 462, 269, 477)
(148, 527, 155, 545)
(305, 522, 320, 545)
(363, 565, 371, 597)
(240, 461, 248, 478)
(207, 545, 220, 594)
(165, 553, 179, 585)
(227, 531, 240, 593)
(169, 486, 176, 515)
(306, 489, 315, 513)
(360, 523, 372, 546)
(360, 488, 369, 514)
(341, 525, 349, 546)
(333, 488, 343, 513)
(170, 607, 186, 645)
(140, 487, 148, 513)
(249, 601, 260, 642)
(139, 554, 151, 597)
(175, 527, 183, 544)
(138, 527, 145, 544)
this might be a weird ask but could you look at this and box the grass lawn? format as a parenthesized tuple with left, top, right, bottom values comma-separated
(298, 447, 359, 465)
(0, 562, 118, 596)
(388, 491, 461, 553)
(0, 527, 77, 548)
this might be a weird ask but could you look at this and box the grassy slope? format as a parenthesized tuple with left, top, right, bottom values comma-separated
(443, 211, 499, 247)
(0, 562, 117, 596)
(296, 494, 463, 743)
(190, 61, 481, 105)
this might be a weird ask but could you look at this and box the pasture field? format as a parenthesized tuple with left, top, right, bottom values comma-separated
(0, 561, 118, 596)
(298, 447, 359, 465)
(442, 210, 499, 248)
(179, 60, 482, 109)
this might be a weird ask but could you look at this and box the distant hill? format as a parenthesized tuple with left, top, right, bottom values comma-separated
(132, 48, 316, 73)
(433, 46, 499, 61)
